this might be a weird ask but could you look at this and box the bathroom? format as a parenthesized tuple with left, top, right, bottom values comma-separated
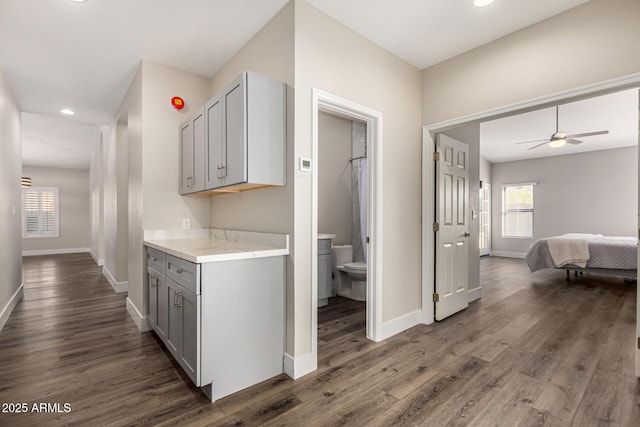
(318, 110, 368, 320)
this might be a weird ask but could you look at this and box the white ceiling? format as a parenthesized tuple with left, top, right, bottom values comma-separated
(480, 88, 639, 163)
(1, 0, 594, 169)
(306, 0, 591, 69)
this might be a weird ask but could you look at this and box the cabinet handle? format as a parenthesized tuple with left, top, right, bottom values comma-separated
(150, 256, 158, 262)
(221, 165, 227, 178)
(150, 275, 156, 287)
(176, 268, 184, 274)
(176, 293, 183, 308)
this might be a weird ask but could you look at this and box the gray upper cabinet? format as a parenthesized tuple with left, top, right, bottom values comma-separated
(179, 107, 205, 195)
(202, 71, 285, 194)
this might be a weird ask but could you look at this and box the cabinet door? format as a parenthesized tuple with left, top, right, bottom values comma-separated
(223, 73, 247, 186)
(166, 279, 181, 356)
(180, 289, 198, 382)
(205, 95, 223, 189)
(318, 253, 332, 300)
(192, 108, 205, 192)
(155, 274, 167, 338)
(147, 270, 159, 329)
(179, 120, 193, 194)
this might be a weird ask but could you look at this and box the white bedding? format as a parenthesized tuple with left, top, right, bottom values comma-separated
(546, 233, 602, 268)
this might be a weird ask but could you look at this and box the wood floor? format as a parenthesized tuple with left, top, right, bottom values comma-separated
(0, 254, 638, 426)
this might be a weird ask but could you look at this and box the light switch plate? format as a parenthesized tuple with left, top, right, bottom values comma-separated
(182, 218, 191, 230)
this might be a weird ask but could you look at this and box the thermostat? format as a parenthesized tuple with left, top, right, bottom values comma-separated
(298, 157, 312, 172)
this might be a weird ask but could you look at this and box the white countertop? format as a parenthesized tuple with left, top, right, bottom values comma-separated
(318, 233, 336, 240)
(144, 229, 289, 263)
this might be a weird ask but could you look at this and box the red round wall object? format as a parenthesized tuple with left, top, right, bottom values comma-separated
(171, 96, 185, 110)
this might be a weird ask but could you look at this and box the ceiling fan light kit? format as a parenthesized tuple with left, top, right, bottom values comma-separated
(516, 105, 609, 151)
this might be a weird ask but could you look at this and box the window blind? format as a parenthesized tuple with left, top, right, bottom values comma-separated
(502, 184, 534, 238)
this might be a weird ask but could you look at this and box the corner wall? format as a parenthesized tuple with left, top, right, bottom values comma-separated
(0, 67, 23, 331)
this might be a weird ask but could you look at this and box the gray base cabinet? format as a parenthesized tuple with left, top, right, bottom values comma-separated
(318, 238, 332, 307)
(145, 246, 285, 402)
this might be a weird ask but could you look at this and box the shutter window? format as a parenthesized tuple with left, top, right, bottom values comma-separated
(23, 187, 59, 238)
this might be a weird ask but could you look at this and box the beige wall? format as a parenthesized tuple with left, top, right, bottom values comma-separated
(422, 0, 640, 125)
(318, 111, 352, 245)
(0, 67, 22, 329)
(491, 146, 638, 254)
(206, 2, 296, 351)
(89, 136, 104, 264)
(294, 0, 423, 353)
(22, 166, 90, 253)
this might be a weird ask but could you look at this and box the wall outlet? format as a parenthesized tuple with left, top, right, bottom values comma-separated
(182, 218, 191, 230)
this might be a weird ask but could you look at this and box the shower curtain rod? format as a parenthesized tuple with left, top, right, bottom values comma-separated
(348, 155, 367, 162)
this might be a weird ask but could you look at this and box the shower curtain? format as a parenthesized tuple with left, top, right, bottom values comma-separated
(358, 158, 367, 262)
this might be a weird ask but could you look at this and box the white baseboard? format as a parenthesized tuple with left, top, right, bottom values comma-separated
(0, 284, 24, 333)
(22, 247, 90, 257)
(468, 286, 482, 303)
(490, 250, 527, 259)
(126, 297, 151, 332)
(283, 352, 316, 380)
(89, 249, 104, 266)
(381, 309, 422, 340)
(103, 266, 128, 293)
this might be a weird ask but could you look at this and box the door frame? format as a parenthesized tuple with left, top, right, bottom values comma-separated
(422, 72, 640, 325)
(311, 88, 384, 358)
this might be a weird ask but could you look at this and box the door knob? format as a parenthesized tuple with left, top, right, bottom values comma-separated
(464, 232, 470, 238)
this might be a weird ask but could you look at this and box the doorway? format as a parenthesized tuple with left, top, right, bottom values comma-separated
(422, 74, 640, 325)
(311, 89, 383, 370)
(479, 182, 491, 256)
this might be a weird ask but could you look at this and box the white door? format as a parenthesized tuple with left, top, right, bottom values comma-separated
(479, 182, 491, 256)
(435, 134, 469, 321)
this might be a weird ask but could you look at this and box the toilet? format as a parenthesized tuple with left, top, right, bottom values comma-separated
(333, 245, 366, 301)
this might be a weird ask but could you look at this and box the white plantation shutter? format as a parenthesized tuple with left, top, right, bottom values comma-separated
(502, 183, 534, 238)
(23, 187, 59, 238)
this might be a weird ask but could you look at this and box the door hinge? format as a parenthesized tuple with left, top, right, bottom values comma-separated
(433, 152, 440, 161)
(433, 223, 440, 232)
(433, 293, 440, 303)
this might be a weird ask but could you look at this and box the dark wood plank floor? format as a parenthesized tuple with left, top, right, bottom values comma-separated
(0, 254, 637, 426)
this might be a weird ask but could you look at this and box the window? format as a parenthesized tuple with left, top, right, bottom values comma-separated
(502, 183, 534, 238)
(23, 187, 59, 238)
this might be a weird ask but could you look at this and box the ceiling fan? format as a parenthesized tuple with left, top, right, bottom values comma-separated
(515, 106, 609, 150)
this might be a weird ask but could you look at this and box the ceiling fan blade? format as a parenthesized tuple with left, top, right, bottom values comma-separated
(527, 141, 550, 151)
(514, 138, 550, 145)
(565, 139, 583, 145)
(564, 130, 609, 139)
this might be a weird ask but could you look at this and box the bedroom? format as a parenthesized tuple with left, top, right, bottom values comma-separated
(428, 87, 638, 314)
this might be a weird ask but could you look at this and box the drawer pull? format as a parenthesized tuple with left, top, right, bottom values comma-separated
(176, 268, 185, 274)
(150, 257, 158, 262)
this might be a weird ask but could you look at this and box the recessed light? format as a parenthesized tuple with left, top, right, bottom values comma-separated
(474, 0, 495, 7)
(70, 0, 88, 3)
(60, 108, 75, 115)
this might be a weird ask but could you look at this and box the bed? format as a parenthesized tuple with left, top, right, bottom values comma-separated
(525, 234, 637, 281)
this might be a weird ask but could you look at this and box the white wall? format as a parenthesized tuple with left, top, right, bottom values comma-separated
(295, 0, 423, 354)
(480, 156, 491, 184)
(491, 146, 638, 254)
(318, 111, 352, 245)
(21, 166, 90, 254)
(0, 67, 23, 331)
